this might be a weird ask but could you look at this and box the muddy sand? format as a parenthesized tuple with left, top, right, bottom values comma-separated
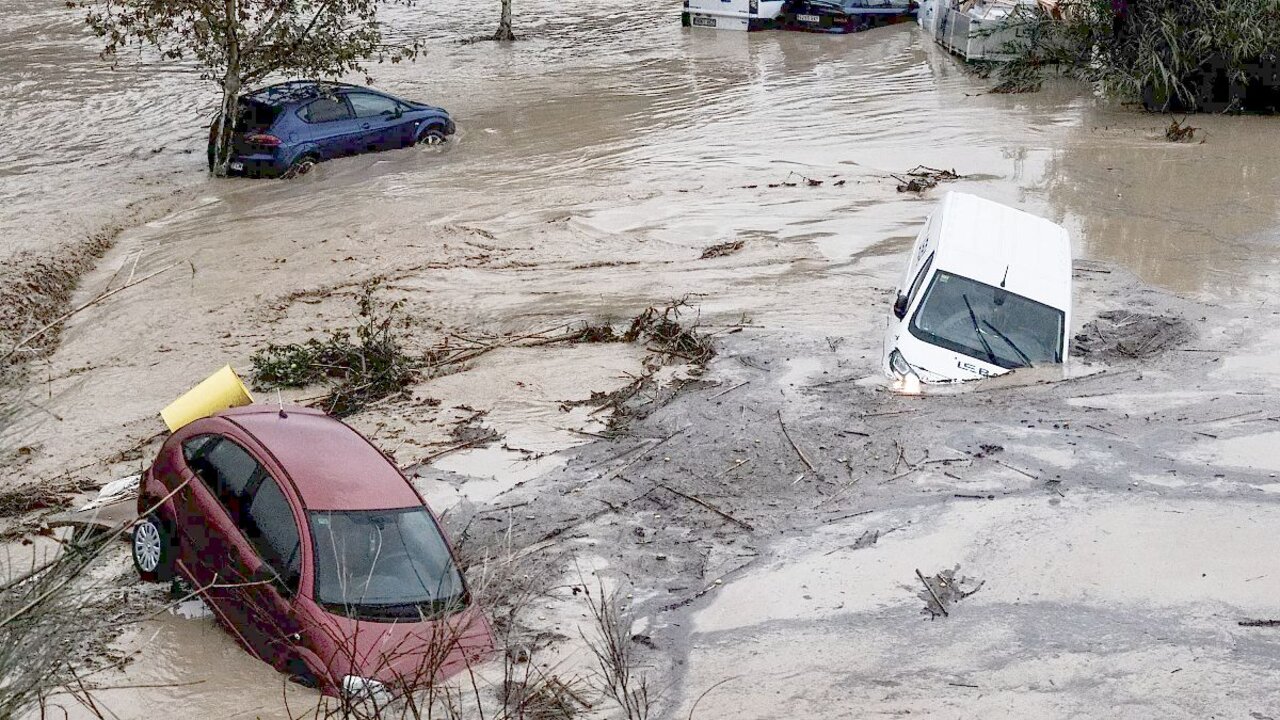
(3, 1, 1280, 717)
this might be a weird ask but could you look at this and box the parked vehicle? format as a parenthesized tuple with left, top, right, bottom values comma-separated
(882, 192, 1072, 387)
(682, 0, 787, 31)
(207, 81, 455, 178)
(779, 0, 917, 33)
(132, 404, 491, 700)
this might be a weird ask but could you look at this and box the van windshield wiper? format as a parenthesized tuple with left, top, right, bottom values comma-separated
(962, 294, 998, 366)
(982, 320, 1033, 368)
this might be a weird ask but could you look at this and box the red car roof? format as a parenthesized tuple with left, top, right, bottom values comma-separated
(220, 406, 421, 512)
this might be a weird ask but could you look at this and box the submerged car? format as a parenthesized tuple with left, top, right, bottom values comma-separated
(780, 0, 917, 33)
(882, 192, 1072, 387)
(132, 405, 491, 699)
(208, 81, 455, 178)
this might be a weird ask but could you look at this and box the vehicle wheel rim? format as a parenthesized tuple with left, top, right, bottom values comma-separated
(134, 521, 162, 572)
(421, 134, 444, 146)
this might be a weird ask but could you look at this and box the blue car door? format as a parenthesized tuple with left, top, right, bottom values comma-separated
(345, 91, 414, 150)
(299, 96, 362, 158)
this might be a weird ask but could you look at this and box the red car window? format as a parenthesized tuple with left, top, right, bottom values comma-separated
(185, 435, 263, 524)
(243, 476, 302, 593)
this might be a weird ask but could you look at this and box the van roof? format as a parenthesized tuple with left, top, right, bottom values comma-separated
(931, 192, 1071, 311)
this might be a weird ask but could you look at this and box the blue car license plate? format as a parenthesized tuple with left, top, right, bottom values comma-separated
(229, 161, 244, 172)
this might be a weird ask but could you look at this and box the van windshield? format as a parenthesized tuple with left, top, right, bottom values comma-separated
(910, 271, 1064, 369)
(311, 507, 465, 621)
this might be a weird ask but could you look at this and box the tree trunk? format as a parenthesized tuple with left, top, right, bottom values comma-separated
(494, 0, 515, 41)
(212, 76, 239, 177)
(212, 17, 241, 177)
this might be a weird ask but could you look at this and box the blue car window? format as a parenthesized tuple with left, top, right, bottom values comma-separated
(347, 93, 401, 118)
(302, 97, 352, 123)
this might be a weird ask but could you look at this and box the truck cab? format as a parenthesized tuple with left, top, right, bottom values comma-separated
(882, 192, 1072, 389)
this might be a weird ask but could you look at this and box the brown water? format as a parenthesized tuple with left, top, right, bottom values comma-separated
(4, 0, 1280, 716)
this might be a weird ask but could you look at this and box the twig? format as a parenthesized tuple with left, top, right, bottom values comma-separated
(710, 381, 750, 399)
(409, 433, 496, 466)
(916, 568, 948, 617)
(992, 458, 1039, 480)
(658, 484, 754, 531)
(1238, 619, 1280, 627)
(688, 677, 741, 720)
(778, 409, 816, 472)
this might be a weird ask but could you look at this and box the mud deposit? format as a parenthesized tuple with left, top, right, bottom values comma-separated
(3, 0, 1280, 717)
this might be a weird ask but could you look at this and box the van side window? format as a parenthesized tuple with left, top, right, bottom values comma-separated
(185, 436, 263, 524)
(243, 476, 302, 593)
(907, 252, 935, 305)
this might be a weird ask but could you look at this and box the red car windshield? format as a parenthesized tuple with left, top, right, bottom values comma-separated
(310, 508, 465, 620)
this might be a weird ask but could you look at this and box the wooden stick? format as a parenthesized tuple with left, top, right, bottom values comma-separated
(777, 409, 816, 472)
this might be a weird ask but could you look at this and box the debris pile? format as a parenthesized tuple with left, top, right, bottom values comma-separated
(251, 282, 420, 416)
(1072, 310, 1191, 360)
(916, 565, 985, 619)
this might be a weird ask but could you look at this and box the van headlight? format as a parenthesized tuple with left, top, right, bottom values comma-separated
(889, 349, 923, 395)
(889, 349, 915, 379)
(342, 675, 392, 706)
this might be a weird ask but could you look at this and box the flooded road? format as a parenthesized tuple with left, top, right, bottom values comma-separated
(3, 0, 1280, 717)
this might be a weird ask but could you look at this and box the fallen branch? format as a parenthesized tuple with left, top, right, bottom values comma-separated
(659, 484, 754, 531)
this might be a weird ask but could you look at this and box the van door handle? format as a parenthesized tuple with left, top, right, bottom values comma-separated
(361, 123, 370, 129)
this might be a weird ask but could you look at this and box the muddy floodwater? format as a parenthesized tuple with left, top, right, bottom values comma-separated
(3, 0, 1280, 717)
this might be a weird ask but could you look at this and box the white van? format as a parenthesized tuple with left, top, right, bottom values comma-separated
(882, 192, 1072, 387)
(682, 0, 787, 31)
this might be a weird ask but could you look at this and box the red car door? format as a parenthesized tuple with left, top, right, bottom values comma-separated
(178, 434, 281, 654)
(224, 470, 305, 670)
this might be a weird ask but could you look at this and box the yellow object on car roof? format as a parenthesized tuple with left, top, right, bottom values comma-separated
(160, 364, 254, 432)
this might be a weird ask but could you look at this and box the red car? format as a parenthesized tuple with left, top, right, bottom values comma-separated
(132, 404, 491, 700)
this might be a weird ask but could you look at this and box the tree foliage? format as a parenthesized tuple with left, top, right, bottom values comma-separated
(82, 0, 418, 174)
(992, 0, 1280, 110)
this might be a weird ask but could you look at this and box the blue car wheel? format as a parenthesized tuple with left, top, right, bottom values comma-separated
(417, 125, 448, 146)
(282, 154, 319, 179)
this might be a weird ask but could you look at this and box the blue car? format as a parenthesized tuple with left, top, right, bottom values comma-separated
(209, 81, 456, 178)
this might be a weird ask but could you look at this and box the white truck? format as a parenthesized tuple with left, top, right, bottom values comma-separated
(682, 0, 788, 31)
(882, 192, 1072, 389)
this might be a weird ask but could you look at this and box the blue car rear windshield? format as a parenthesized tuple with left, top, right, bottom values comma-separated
(310, 507, 465, 620)
(910, 270, 1064, 369)
(236, 99, 282, 131)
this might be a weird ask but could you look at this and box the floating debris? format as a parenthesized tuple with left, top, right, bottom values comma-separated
(700, 240, 745, 259)
(893, 165, 963, 193)
(1166, 118, 1200, 142)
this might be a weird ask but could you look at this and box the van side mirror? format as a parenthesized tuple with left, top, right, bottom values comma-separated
(892, 293, 909, 320)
